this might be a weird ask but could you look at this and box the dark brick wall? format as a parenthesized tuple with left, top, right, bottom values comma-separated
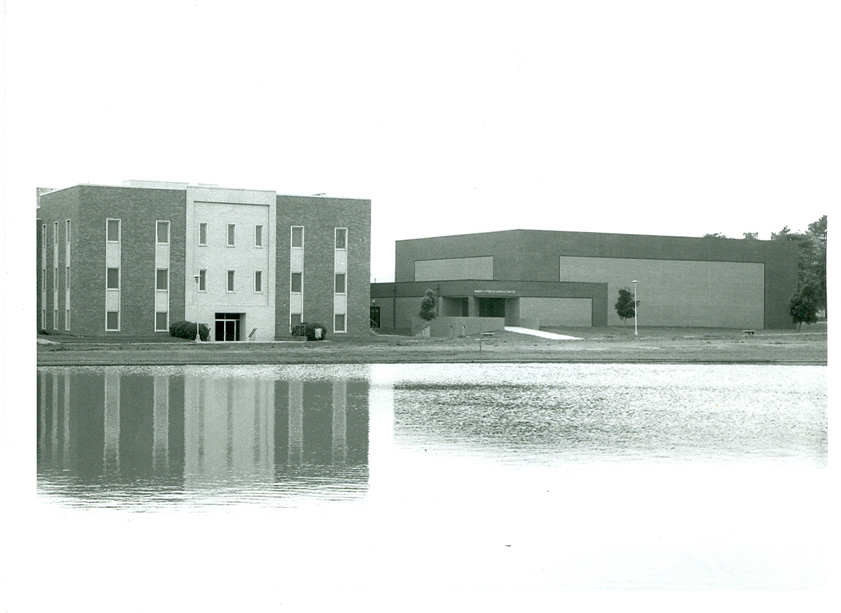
(394, 230, 799, 329)
(36, 187, 81, 333)
(38, 185, 186, 336)
(78, 186, 187, 335)
(276, 195, 371, 336)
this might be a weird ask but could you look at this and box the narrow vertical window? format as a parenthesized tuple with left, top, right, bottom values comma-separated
(335, 273, 346, 294)
(156, 221, 170, 244)
(156, 269, 169, 291)
(291, 226, 304, 248)
(107, 219, 121, 242)
(227, 270, 236, 292)
(155, 312, 168, 332)
(54, 221, 59, 245)
(290, 313, 302, 331)
(65, 309, 70, 330)
(227, 224, 236, 247)
(54, 309, 58, 330)
(66, 266, 70, 289)
(199, 222, 208, 246)
(255, 225, 263, 247)
(290, 272, 302, 293)
(254, 270, 263, 293)
(335, 228, 347, 250)
(53, 268, 58, 292)
(106, 267, 120, 290)
(198, 269, 207, 292)
(334, 314, 346, 333)
(106, 311, 119, 331)
(66, 220, 71, 243)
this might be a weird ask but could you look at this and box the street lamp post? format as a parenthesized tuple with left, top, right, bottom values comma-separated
(632, 279, 638, 337)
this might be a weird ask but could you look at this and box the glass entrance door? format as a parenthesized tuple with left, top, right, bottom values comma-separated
(215, 313, 242, 341)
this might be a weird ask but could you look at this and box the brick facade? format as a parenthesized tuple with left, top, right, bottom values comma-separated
(377, 229, 799, 330)
(37, 183, 371, 338)
(275, 195, 371, 337)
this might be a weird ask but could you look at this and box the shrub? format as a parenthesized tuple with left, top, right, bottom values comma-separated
(169, 320, 209, 341)
(291, 322, 328, 341)
(419, 289, 437, 322)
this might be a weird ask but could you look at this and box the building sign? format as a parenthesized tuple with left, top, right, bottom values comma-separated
(473, 289, 517, 295)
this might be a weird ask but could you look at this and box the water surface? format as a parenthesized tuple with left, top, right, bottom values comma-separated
(33, 363, 828, 599)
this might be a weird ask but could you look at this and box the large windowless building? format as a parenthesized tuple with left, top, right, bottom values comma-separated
(371, 229, 799, 331)
(37, 181, 370, 339)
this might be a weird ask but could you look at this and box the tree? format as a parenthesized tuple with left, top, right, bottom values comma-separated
(418, 289, 438, 322)
(614, 287, 637, 325)
(742, 232, 759, 240)
(702, 232, 727, 239)
(789, 284, 818, 330)
(772, 215, 827, 318)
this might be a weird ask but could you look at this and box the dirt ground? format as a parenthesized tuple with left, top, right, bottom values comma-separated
(37, 323, 828, 366)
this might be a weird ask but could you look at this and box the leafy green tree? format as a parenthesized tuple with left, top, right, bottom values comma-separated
(742, 232, 759, 240)
(772, 215, 827, 318)
(789, 284, 819, 330)
(702, 232, 727, 239)
(614, 287, 637, 324)
(418, 289, 438, 322)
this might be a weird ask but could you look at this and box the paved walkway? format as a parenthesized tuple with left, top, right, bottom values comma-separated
(503, 327, 583, 340)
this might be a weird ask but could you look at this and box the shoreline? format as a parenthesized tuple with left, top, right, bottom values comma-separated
(37, 326, 828, 367)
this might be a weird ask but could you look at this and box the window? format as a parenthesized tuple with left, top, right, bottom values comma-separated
(157, 221, 169, 244)
(106, 311, 119, 331)
(335, 273, 346, 294)
(42, 273, 46, 293)
(156, 269, 169, 291)
(334, 313, 346, 333)
(291, 226, 304, 248)
(107, 219, 121, 242)
(290, 313, 302, 331)
(54, 309, 58, 330)
(227, 224, 236, 247)
(41, 224, 46, 253)
(107, 268, 120, 290)
(53, 268, 58, 292)
(199, 222, 208, 246)
(54, 222, 59, 245)
(155, 312, 168, 332)
(41, 309, 47, 330)
(227, 270, 236, 292)
(290, 272, 302, 293)
(66, 220, 71, 243)
(198, 269, 207, 292)
(65, 309, 70, 331)
(66, 266, 70, 289)
(255, 225, 263, 247)
(335, 228, 347, 250)
(254, 270, 263, 293)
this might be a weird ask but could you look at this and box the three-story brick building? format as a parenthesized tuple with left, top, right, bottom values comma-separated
(36, 181, 371, 339)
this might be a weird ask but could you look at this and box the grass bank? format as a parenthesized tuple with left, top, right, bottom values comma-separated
(37, 324, 827, 367)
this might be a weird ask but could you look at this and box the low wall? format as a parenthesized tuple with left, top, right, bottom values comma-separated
(429, 317, 506, 338)
(517, 318, 540, 330)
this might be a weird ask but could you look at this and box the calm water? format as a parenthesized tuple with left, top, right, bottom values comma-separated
(30, 363, 828, 603)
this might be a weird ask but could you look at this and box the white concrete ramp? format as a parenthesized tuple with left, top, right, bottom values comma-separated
(504, 327, 583, 340)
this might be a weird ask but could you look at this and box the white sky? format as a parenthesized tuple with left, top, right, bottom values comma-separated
(4, 1, 838, 283)
(2, 3, 838, 609)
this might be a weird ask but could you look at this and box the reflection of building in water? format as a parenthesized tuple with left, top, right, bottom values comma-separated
(184, 376, 275, 485)
(37, 370, 369, 495)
